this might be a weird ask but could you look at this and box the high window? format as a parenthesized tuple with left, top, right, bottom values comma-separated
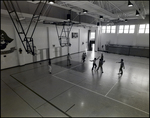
(119, 25, 124, 33)
(102, 26, 106, 33)
(90, 32, 95, 39)
(111, 26, 116, 33)
(124, 25, 129, 33)
(145, 24, 149, 33)
(139, 24, 145, 33)
(106, 26, 111, 33)
(129, 25, 135, 33)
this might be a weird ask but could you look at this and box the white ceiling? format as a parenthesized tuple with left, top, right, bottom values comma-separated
(55, 1, 149, 20)
(1, 0, 149, 27)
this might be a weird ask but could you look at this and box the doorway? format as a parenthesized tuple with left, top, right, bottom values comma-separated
(88, 30, 96, 51)
(89, 40, 95, 51)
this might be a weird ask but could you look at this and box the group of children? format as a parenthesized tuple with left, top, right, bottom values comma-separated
(48, 52, 125, 76)
(90, 53, 105, 73)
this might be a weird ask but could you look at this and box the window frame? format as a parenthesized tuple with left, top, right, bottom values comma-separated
(139, 24, 146, 33)
(129, 25, 135, 34)
(111, 26, 116, 33)
(119, 25, 124, 33)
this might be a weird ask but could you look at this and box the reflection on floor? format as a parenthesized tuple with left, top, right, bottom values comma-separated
(1, 51, 149, 117)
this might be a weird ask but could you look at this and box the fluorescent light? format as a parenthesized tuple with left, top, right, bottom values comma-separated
(67, 14, 71, 20)
(100, 15, 103, 19)
(49, 0, 55, 4)
(128, 0, 133, 7)
(83, 9, 88, 13)
(136, 10, 140, 16)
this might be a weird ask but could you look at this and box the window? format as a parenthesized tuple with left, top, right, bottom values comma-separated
(124, 25, 129, 33)
(106, 26, 111, 33)
(111, 26, 116, 33)
(145, 24, 149, 33)
(139, 24, 145, 33)
(102, 26, 106, 33)
(129, 25, 135, 33)
(90, 32, 95, 39)
(119, 25, 124, 33)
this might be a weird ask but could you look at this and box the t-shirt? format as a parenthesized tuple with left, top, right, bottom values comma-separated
(120, 62, 124, 68)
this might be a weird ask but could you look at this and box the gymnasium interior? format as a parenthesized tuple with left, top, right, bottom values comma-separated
(1, 1, 149, 117)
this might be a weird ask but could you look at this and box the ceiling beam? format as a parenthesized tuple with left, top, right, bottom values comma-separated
(132, 1, 146, 19)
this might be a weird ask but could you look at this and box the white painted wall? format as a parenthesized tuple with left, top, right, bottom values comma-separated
(1, 16, 88, 69)
(98, 24, 149, 50)
(69, 27, 79, 54)
(1, 18, 19, 69)
(79, 27, 88, 52)
(47, 25, 88, 59)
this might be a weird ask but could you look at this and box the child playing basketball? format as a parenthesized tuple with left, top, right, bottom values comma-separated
(116, 59, 125, 76)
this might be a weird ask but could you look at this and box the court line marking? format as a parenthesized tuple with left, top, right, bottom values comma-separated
(53, 75, 149, 115)
(1, 79, 43, 117)
(65, 104, 75, 112)
(10, 75, 72, 118)
(105, 81, 118, 97)
(53, 63, 82, 76)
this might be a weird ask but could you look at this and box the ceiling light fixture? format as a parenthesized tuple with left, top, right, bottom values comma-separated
(97, 22, 100, 26)
(100, 15, 103, 19)
(128, 0, 133, 7)
(135, 10, 140, 16)
(83, 9, 88, 13)
(67, 14, 71, 20)
(49, 0, 55, 4)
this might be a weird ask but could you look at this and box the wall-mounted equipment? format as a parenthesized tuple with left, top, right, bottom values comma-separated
(72, 32, 78, 38)
(19, 48, 22, 54)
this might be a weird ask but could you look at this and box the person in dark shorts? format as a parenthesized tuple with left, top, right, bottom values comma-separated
(90, 56, 100, 70)
(48, 59, 52, 74)
(82, 52, 86, 63)
(67, 53, 72, 66)
(116, 59, 125, 76)
(97, 58, 105, 73)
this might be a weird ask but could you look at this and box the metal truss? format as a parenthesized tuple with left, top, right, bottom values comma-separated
(44, 20, 80, 47)
(3, 0, 48, 55)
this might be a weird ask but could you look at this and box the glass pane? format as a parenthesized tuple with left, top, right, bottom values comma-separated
(124, 25, 129, 29)
(139, 24, 145, 29)
(102, 26, 106, 29)
(91, 32, 95, 38)
(145, 29, 149, 33)
(129, 30, 134, 33)
(107, 26, 110, 29)
(111, 26, 116, 29)
(146, 24, 149, 29)
(139, 29, 144, 33)
(119, 25, 123, 29)
(107, 30, 110, 33)
(124, 30, 128, 33)
(111, 30, 115, 33)
(130, 25, 135, 29)
(119, 30, 123, 33)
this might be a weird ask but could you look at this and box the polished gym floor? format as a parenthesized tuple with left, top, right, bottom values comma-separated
(1, 51, 149, 117)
